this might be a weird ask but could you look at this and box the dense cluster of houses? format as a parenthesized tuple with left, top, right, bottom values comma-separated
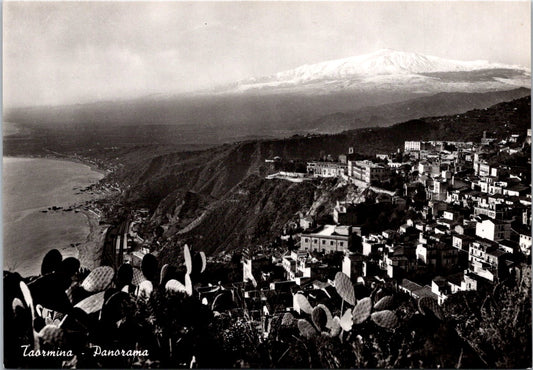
(244, 129, 531, 317)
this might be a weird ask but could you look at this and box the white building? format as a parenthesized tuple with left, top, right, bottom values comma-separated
(469, 240, 507, 282)
(300, 225, 353, 254)
(431, 273, 478, 305)
(307, 161, 348, 177)
(348, 160, 390, 184)
(475, 219, 511, 241)
(404, 141, 421, 152)
(519, 232, 532, 255)
(282, 251, 312, 281)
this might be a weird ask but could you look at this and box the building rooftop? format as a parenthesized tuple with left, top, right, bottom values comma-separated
(303, 224, 353, 238)
(400, 279, 422, 292)
(354, 160, 386, 168)
(315, 224, 337, 236)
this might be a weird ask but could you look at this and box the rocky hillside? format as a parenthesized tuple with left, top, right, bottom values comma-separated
(159, 176, 316, 257)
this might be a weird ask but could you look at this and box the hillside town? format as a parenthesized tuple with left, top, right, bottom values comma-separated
(237, 129, 531, 309)
(106, 127, 531, 335)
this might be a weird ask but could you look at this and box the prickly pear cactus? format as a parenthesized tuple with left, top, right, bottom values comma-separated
(374, 295, 395, 311)
(199, 251, 207, 273)
(311, 305, 328, 331)
(74, 291, 106, 314)
(315, 303, 333, 329)
(418, 296, 443, 320)
(39, 325, 65, 346)
(334, 272, 355, 306)
(184, 245, 192, 274)
(165, 279, 187, 294)
(329, 316, 341, 337)
(371, 310, 399, 329)
(339, 308, 353, 331)
(352, 296, 372, 324)
(81, 266, 114, 293)
(294, 293, 313, 314)
(297, 319, 317, 339)
(281, 312, 295, 326)
(185, 273, 193, 296)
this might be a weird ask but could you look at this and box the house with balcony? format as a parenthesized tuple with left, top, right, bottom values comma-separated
(281, 251, 313, 283)
(468, 239, 510, 282)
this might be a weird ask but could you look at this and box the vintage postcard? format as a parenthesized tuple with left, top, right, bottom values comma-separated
(3, 1, 531, 368)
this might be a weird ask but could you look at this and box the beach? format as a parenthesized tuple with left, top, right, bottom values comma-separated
(76, 208, 108, 271)
(3, 157, 107, 276)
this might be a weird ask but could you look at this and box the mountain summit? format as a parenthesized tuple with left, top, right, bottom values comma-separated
(229, 49, 530, 94)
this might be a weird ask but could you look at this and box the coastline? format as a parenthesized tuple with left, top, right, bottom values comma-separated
(76, 209, 108, 270)
(4, 155, 111, 273)
(4, 152, 109, 177)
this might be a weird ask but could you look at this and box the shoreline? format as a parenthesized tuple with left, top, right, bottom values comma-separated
(4, 153, 109, 177)
(4, 155, 112, 274)
(76, 209, 108, 270)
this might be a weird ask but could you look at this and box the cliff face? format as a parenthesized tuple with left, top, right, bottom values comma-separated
(156, 175, 357, 262)
(161, 176, 314, 255)
(109, 137, 356, 211)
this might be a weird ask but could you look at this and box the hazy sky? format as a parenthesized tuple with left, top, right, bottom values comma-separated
(3, 1, 531, 108)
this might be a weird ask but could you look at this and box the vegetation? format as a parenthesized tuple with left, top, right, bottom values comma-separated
(5, 232, 531, 369)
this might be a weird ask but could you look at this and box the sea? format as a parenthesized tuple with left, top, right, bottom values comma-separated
(3, 157, 104, 277)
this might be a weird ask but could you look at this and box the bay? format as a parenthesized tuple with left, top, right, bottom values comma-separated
(3, 157, 104, 277)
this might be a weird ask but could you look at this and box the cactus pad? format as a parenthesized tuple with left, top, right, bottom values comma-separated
(81, 266, 114, 293)
(19, 281, 35, 319)
(165, 279, 187, 293)
(132, 268, 147, 286)
(74, 291, 106, 314)
(297, 319, 317, 339)
(281, 312, 295, 326)
(330, 316, 341, 337)
(315, 304, 333, 329)
(184, 244, 192, 274)
(138, 280, 153, 298)
(418, 297, 443, 320)
(185, 273, 193, 296)
(334, 272, 355, 306)
(12, 297, 24, 313)
(374, 295, 395, 311)
(294, 293, 313, 314)
(141, 254, 159, 282)
(199, 251, 207, 273)
(159, 264, 170, 285)
(39, 325, 65, 346)
(340, 308, 353, 331)
(371, 310, 399, 329)
(352, 297, 372, 324)
(311, 305, 328, 330)
(101, 291, 130, 323)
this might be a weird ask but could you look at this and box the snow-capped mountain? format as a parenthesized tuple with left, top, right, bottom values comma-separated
(226, 49, 530, 94)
